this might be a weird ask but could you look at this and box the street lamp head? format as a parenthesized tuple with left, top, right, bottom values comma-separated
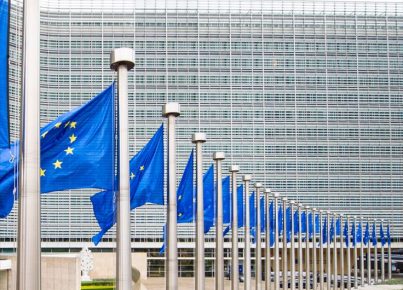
(191, 132, 206, 143)
(254, 182, 263, 188)
(213, 152, 225, 161)
(229, 165, 240, 172)
(242, 174, 252, 181)
(273, 192, 280, 198)
(162, 102, 181, 117)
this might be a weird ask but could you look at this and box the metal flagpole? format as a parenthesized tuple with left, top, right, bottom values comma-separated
(282, 198, 288, 290)
(290, 201, 296, 290)
(319, 210, 324, 290)
(340, 214, 345, 290)
(230, 165, 240, 290)
(327, 211, 331, 290)
(381, 219, 385, 282)
(347, 216, 351, 290)
(374, 219, 378, 284)
(353, 216, 358, 289)
(360, 217, 364, 286)
(387, 221, 391, 281)
(163, 102, 181, 290)
(213, 152, 225, 290)
(192, 133, 206, 290)
(243, 175, 252, 290)
(17, 0, 41, 288)
(265, 188, 272, 290)
(298, 204, 303, 290)
(255, 183, 263, 290)
(333, 213, 337, 290)
(367, 218, 371, 285)
(111, 48, 135, 290)
(274, 193, 280, 290)
(305, 206, 311, 290)
(312, 208, 317, 290)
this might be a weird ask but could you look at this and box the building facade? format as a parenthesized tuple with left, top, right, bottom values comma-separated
(1, 0, 402, 277)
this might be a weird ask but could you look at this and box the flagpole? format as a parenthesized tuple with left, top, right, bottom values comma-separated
(192, 133, 206, 290)
(374, 219, 378, 284)
(367, 218, 371, 285)
(298, 204, 303, 290)
(360, 217, 364, 286)
(305, 206, 311, 290)
(255, 183, 263, 290)
(319, 210, 324, 290)
(312, 208, 317, 290)
(340, 214, 345, 290)
(265, 188, 272, 290)
(230, 165, 240, 290)
(213, 152, 225, 290)
(290, 201, 296, 290)
(353, 216, 358, 289)
(243, 175, 252, 290)
(387, 221, 391, 281)
(282, 198, 288, 290)
(274, 193, 280, 290)
(347, 215, 351, 290)
(333, 213, 337, 290)
(381, 219, 385, 282)
(111, 47, 135, 290)
(162, 102, 181, 290)
(326, 211, 331, 290)
(17, 0, 41, 288)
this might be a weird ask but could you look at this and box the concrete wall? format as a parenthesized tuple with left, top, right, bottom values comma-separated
(0, 254, 80, 290)
(91, 252, 148, 281)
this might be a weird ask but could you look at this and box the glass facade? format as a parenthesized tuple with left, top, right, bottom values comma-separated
(0, 0, 402, 258)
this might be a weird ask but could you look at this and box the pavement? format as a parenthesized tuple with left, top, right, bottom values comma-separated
(141, 277, 403, 290)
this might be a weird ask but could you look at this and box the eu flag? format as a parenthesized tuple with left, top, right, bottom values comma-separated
(0, 0, 9, 148)
(269, 201, 274, 247)
(315, 214, 320, 233)
(249, 192, 256, 242)
(286, 207, 292, 242)
(301, 212, 307, 234)
(322, 217, 328, 244)
(92, 125, 164, 244)
(293, 210, 299, 234)
(238, 185, 244, 228)
(308, 213, 314, 237)
(336, 218, 341, 236)
(41, 83, 115, 193)
(260, 196, 265, 233)
(344, 220, 349, 247)
(203, 164, 214, 233)
(329, 218, 335, 242)
(177, 150, 194, 224)
(278, 205, 283, 234)
(222, 176, 230, 224)
(371, 223, 377, 246)
(357, 222, 362, 243)
(386, 224, 391, 246)
(363, 222, 370, 245)
(380, 223, 386, 246)
(0, 142, 17, 217)
(351, 220, 356, 246)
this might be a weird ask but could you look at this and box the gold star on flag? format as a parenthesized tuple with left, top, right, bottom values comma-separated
(130, 172, 135, 179)
(64, 121, 70, 128)
(140, 165, 145, 171)
(53, 160, 62, 169)
(69, 134, 77, 143)
(178, 213, 183, 217)
(40, 168, 46, 176)
(178, 195, 182, 200)
(64, 147, 74, 155)
(55, 122, 62, 128)
(41, 131, 48, 138)
(70, 122, 77, 129)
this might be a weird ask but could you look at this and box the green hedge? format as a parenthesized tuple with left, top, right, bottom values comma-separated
(81, 280, 115, 290)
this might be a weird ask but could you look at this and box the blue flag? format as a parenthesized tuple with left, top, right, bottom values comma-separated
(250, 192, 256, 241)
(177, 151, 194, 224)
(269, 201, 274, 247)
(293, 210, 299, 234)
(386, 224, 391, 246)
(351, 222, 357, 247)
(308, 213, 314, 237)
(363, 222, 370, 245)
(380, 223, 386, 246)
(0, 0, 9, 148)
(336, 218, 341, 236)
(329, 218, 335, 242)
(41, 83, 116, 193)
(357, 222, 362, 243)
(92, 124, 164, 244)
(371, 223, 377, 246)
(351, 220, 356, 246)
(315, 214, 320, 233)
(344, 220, 349, 247)
(260, 196, 265, 233)
(222, 176, 230, 225)
(322, 217, 328, 244)
(0, 142, 18, 217)
(203, 164, 214, 233)
(286, 207, 292, 242)
(1, 84, 117, 218)
(278, 205, 283, 234)
(225, 184, 245, 235)
(301, 212, 307, 234)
